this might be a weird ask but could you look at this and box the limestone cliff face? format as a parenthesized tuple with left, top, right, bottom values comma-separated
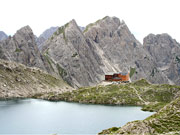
(0, 26, 46, 70)
(42, 20, 104, 87)
(84, 16, 169, 84)
(144, 34, 180, 85)
(0, 31, 8, 41)
(0, 26, 57, 77)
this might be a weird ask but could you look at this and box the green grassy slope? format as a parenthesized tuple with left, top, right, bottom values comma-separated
(37, 79, 180, 112)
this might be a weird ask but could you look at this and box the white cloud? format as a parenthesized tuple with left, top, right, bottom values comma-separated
(0, 0, 180, 43)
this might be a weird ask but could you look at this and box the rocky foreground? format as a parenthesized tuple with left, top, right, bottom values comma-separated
(99, 96, 180, 135)
(0, 59, 72, 99)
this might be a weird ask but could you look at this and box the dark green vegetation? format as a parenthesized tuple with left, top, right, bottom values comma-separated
(71, 52, 78, 58)
(142, 102, 167, 112)
(176, 56, 180, 63)
(130, 67, 136, 77)
(99, 96, 180, 135)
(56, 63, 67, 77)
(15, 48, 22, 53)
(36, 79, 180, 112)
(151, 67, 159, 77)
(109, 127, 119, 132)
(43, 53, 54, 71)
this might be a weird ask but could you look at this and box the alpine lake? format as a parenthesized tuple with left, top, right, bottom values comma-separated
(0, 99, 154, 134)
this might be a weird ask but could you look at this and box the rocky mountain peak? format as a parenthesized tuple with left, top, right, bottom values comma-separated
(14, 25, 35, 44)
(83, 16, 134, 44)
(0, 31, 8, 41)
(16, 25, 33, 35)
(143, 33, 177, 47)
(0, 25, 49, 72)
(66, 19, 82, 33)
(83, 16, 121, 34)
(69, 19, 77, 26)
(143, 33, 156, 45)
(143, 33, 180, 53)
(143, 33, 180, 85)
(101, 16, 121, 26)
(46, 19, 82, 47)
(42, 18, 106, 87)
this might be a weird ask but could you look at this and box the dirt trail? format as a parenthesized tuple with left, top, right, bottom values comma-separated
(130, 86, 149, 105)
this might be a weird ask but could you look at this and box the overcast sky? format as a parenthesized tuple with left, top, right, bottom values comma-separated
(1, 0, 180, 43)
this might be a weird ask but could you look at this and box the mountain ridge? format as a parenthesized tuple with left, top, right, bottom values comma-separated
(0, 16, 180, 87)
(0, 31, 8, 41)
(40, 16, 180, 87)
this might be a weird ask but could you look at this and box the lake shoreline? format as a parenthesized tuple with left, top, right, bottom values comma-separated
(0, 99, 154, 134)
(0, 93, 166, 113)
(0, 96, 155, 114)
(0, 96, 146, 109)
(1, 79, 180, 113)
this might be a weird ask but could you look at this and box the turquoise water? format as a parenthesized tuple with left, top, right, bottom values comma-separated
(0, 99, 154, 134)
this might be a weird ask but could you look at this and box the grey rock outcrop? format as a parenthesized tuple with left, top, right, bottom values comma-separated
(0, 26, 46, 69)
(0, 31, 8, 41)
(0, 26, 58, 78)
(42, 20, 105, 87)
(143, 33, 180, 85)
(36, 27, 58, 49)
